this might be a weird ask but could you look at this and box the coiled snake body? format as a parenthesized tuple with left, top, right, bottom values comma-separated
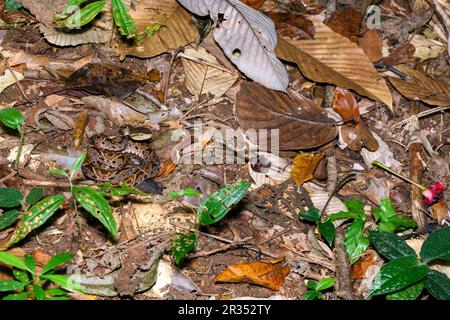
(82, 133, 160, 186)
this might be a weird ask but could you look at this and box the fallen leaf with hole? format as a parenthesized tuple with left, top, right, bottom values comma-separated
(388, 66, 450, 107)
(333, 87, 361, 126)
(67, 63, 147, 99)
(236, 81, 337, 150)
(275, 16, 393, 110)
(215, 257, 290, 290)
(112, 0, 197, 59)
(291, 153, 324, 186)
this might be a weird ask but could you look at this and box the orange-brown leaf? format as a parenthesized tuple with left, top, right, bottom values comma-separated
(240, 0, 265, 9)
(333, 87, 361, 126)
(358, 29, 383, 62)
(157, 160, 177, 177)
(291, 152, 324, 186)
(215, 257, 290, 291)
(73, 110, 89, 147)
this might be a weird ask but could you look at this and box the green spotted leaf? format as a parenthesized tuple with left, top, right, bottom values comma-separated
(369, 256, 429, 297)
(2, 292, 31, 300)
(111, 0, 137, 38)
(171, 232, 197, 266)
(6, 195, 65, 247)
(0, 280, 25, 292)
(197, 181, 250, 225)
(0, 187, 23, 208)
(72, 186, 117, 239)
(12, 269, 29, 284)
(369, 230, 416, 261)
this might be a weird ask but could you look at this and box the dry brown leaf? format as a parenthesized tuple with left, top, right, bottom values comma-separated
(350, 251, 380, 280)
(113, 1, 197, 59)
(324, 5, 363, 42)
(215, 257, 290, 291)
(180, 47, 238, 98)
(73, 110, 89, 148)
(275, 16, 393, 110)
(291, 152, 324, 185)
(431, 200, 448, 225)
(341, 122, 379, 152)
(156, 160, 177, 177)
(380, 43, 416, 66)
(240, 0, 265, 9)
(358, 29, 383, 62)
(388, 66, 450, 107)
(236, 81, 337, 150)
(333, 87, 361, 126)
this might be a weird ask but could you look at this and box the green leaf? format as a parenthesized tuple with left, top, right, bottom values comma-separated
(424, 269, 450, 300)
(171, 232, 197, 266)
(0, 252, 32, 273)
(316, 277, 335, 291)
(0, 209, 20, 230)
(6, 0, 23, 11)
(24, 255, 36, 275)
(41, 274, 83, 292)
(306, 280, 317, 290)
(420, 227, 450, 263)
(6, 195, 65, 247)
(41, 253, 74, 275)
(70, 151, 87, 179)
(376, 197, 396, 221)
(0, 187, 23, 208)
(0, 108, 23, 129)
(369, 230, 416, 261)
(33, 284, 46, 300)
(299, 207, 320, 222)
(72, 186, 117, 239)
(167, 188, 201, 201)
(318, 220, 335, 247)
(60, 1, 106, 29)
(386, 281, 424, 300)
(25, 187, 44, 208)
(326, 211, 358, 222)
(304, 290, 319, 300)
(197, 181, 250, 225)
(345, 199, 365, 216)
(2, 292, 30, 300)
(48, 169, 69, 177)
(374, 198, 417, 233)
(46, 288, 69, 296)
(111, 0, 137, 38)
(143, 23, 163, 37)
(97, 183, 146, 197)
(13, 269, 29, 284)
(344, 219, 370, 264)
(54, 0, 91, 21)
(0, 280, 25, 292)
(369, 256, 429, 297)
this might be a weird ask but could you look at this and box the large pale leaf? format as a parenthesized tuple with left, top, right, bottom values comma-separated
(180, 46, 238, 98)
(178, 0, 289, 92)
(236, 81, 337, 150)
(388, 66, 450, 107)
(275, 16, 393, 110)
(114, 0, 197, 59)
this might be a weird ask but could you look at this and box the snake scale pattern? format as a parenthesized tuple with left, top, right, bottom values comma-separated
(82, 133, 160, 186)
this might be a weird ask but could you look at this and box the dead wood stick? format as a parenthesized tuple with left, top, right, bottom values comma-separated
(333, 226, 355, 300)
(187, 236, 253, 259)
(0, 52, 28, 101)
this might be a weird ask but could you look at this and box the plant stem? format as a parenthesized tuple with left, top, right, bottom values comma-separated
(15, 126, 25, 170)
(372, 161, 426, 191)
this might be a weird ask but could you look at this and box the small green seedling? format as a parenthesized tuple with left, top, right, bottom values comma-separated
(304, 277, 335, 300)
(0, 187, 65, 248)
(0, 251, 81, 300)
(369, 227, 450, 300)
(171, 181, 251, 266)
(167, 188, 201, 201)
(0, 107, 24, 169)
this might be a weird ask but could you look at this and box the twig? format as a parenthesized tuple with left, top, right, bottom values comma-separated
(170, 222, 236, 244)
(333, 226, 354, 300)
(0, 52, 28, 101)
(22, 180, 95, 188)
(392, 106, 450, 129)
(187, 236, 253, 259)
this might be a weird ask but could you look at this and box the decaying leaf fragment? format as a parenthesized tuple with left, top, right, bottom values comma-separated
(178, 0, 289, 92)
(333, 87, 361, 126)
(236, 82, 337, 150)
(215, 257, 290, 290)
(388, 66, 450, 107)
(291, 153, 324, 186)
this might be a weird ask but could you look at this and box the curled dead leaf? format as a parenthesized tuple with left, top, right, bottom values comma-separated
(341, 122, 379, 152)
(291, 152, 324, 186)
(333, 87, 361, 126)
(215, 257, 290, 291)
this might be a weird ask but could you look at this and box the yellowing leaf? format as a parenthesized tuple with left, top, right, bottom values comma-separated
(291, 153, 324, 186)
(388, 66, 450, 107)
(215, 257, 290, 291)
(276, 16, 393, 110)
